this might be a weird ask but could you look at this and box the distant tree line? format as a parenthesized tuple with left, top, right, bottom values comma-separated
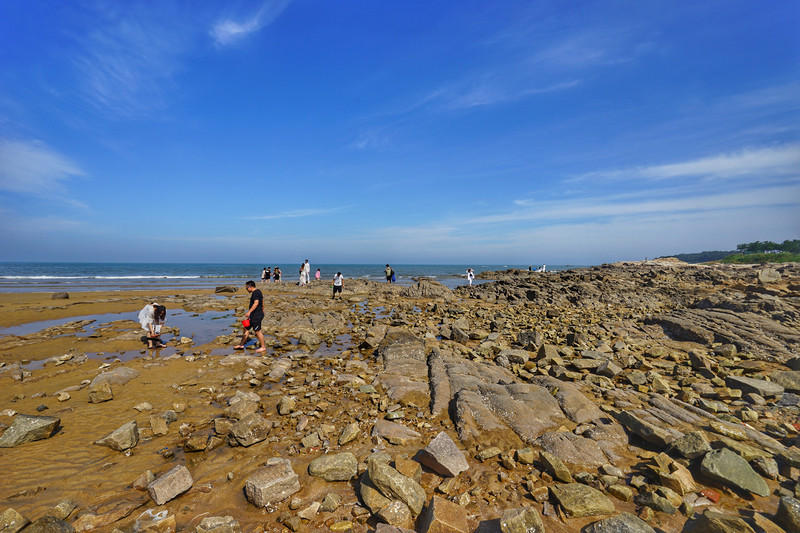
(736, 239, 800, 254)
(665, 251, 736, 263)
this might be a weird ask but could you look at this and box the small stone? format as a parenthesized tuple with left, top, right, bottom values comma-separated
(0, 414, 61, 448)
(94, 420, 139, 451)
(339, 422, 360, 445)
(418, 432, 469, 477)
(418, 496, 468, 533)
(308, 452, 358, 481)
(499, 506, 545, 533)
(687, 509, 755, 533)
(244, 458, 300, 507)
(148, 465, 193, 505)
(607, 484, 633, 502)
(516, 447, 535, 465)
(477, 447, 502, 461)
(775, 496, 800, 533)
(376, 501, 413, 529)
(699, 448, 769, 497)
(539, 451, 572, 483)
(0, 508, 30, 533)
(549, 483, 616, 518)
(584, 513, 656, 533)
(196, 516, 242, 533)
(320, 493, 342, 513)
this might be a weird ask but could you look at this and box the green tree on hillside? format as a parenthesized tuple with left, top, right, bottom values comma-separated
(736, 239, 799, 254)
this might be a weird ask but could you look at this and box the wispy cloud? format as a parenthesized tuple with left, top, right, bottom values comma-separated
(210, 0, 292, 46)
(572, 144, 800, 182)
(0, 139, 86, 198)
(243, 206, 351, 221)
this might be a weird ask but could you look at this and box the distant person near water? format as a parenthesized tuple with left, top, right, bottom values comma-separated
(315, 268, 321, 280)
(385, 264, 395, 283)
(262, 267, 268, 283)
(266, 267, 272, 282)
(234, 281, 266, 353)
(302, 259, 311, 285)
(332, 272, 344, 300)
(466, 268, 475, 286)
(535, 264, 546, 272)
(138, 302, 167, 349)
(274, 267, 281, 283)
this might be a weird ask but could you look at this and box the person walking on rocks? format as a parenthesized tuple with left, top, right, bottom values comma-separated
(138, 302, 167, 349)
(466, 268, 475, 286)
(385, 264, 394, 283)
(332, 272, 344, 300)
(302, 259, 311, 285)
(234, 281, 266, 353)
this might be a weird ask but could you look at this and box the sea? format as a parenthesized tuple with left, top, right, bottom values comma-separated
(0, 262, 585, 293)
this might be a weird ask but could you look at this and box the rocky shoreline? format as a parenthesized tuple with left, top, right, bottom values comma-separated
(1, 260, 799, 532)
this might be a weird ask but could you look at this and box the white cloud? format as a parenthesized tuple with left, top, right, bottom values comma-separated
(243, 206, 351, 221)
(574, 144, 800, 182)
(211, 0, 292, 46)
(0, 139, 86, 195)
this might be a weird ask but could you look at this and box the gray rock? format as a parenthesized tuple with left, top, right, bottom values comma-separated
(497, 349, 530, 365)
(371, 419, 421, 446)
(51, 292, 69, 300)
(725, 375, 784, 398)
(244, 458, 300, 507)
(584, 513, 656, 533)
(699, 448, 770, 497)
(635, 491, 676, 514)
(787, 357, 800, 371)
(0, 508, 29, 533)
(775, 496, 800, 533)
(771, 371, 800, 393)
(417, 431, 469, 477)
(539, 450, 572, 483)
(0, 414, 60, 448)
(94, 420, 138, 451)
(224, 399, 258, 420)
(758, 268, 781, 284)
(666, 430, 712, 459)
(499, 506, 545, 533)
(549, 483, 615, 518)
(339, 422, 360, 445)
(17, 516, 74, 533)
(148, 465, 193, 505)
(376, 500, 413, 529)
(196, 516, 242, 533)
(229, 413, 271, 446)
(215, 286, 238, 293)
(308, 452, 358, 481)
(368, 460, 426, 516)
(89, 366, 140, 388)
(320, 492, 342, 513)
(614, 410, 678, 448)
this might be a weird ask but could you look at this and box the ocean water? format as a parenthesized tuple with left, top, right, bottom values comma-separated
(0, 262, 584, 292)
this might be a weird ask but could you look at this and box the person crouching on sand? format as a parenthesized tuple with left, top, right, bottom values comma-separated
(234, 281, 267, 353)
(139, 302, 167, 349)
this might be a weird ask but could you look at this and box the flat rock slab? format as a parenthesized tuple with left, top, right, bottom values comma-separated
(148, 465, 193, 505)
(0, 414, 60, 448)
(230, 413, 271, 447)
(500, 506, 545, 533)
(549, 483, 616, 518)
(368, 461, 426, 516)
(308, 452, 358, 481)
(700, 447, 769, 497)
(418, 496, 468, 533)
(372, 420, 421, 446)
(725, 375, 784, 398)
(245, 458, 300, 507)
(417, 431, 469, 477)
(770, 371, 800, 393)
(196, 515, 242, 533)
(584, 513, 656, 533)
(90, 367, 140, 388)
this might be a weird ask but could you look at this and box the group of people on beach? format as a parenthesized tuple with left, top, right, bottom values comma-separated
(261, 266, 282, 283)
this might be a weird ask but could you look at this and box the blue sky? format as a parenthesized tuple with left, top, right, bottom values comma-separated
(0, 1, 798, 265)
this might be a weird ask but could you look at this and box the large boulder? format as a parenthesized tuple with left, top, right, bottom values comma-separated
(549, 483, 615, 518)
(308, 452, 358, 481)
(90, 367, 140, 388)
(699, 448, 769, 497)
(0, 414, 60, 448)
(244, 458, 300, 507)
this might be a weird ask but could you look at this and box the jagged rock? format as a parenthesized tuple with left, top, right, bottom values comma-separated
(308, 452, 358, 481)
(368, 461, 426, 516)
(417, 431, 469, 477)
(0, 414, 60, 448)
(87, 382, 113, 403)
(635, 491, 676, 514)
(725, 375, 784, 398)
(376, 501, 413, 529)
(401, 279, 453, 300)
(584, 513, 656, 533)
(339, 422, 360, 445)
(245, 458, 300, 507)
(418, 496, 468, 533)
(775, 496, 800, 533)
(667, 430, 712, 459)
(225, 399, 258, 420)
(685, 509, 756, 533)
(215, 286, 238, 293)
(196, 516, 241, 533)
(549, 483, 615, 517)
(148, 465, 193, 505)
(359, 473, 392, 513)
(320, 493, 342, 513)
(229, 414, 271, 446)
(614, 410, 679, 448)
(499, 506, 545, 533)
(539, 450, 572, 483)
(94, 420, 138, 451)
(699, 448, 770, 497)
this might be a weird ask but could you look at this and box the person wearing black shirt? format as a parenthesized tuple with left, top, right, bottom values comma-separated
(234, 280, 267, 353)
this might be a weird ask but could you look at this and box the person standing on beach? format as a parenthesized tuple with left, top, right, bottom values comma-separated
(466, 268, 475, 286)
(265, 267, 271, 283)
(303, 259, 311, 285)
(262, 267, 268, 283)
(385, 264, 393, 283)
(315, 268, 321, 280)
(274, 267, 281, 283)
(234, 281, 266, 353)
(332, 271, 344, 300)
(138, 302, 167, 349)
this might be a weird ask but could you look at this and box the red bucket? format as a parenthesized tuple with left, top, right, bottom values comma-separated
(241, 318, 250, 328)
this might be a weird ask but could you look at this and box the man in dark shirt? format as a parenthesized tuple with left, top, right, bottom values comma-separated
(234, 280, 267, 353)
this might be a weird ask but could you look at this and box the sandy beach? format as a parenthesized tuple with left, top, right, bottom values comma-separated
(1, 263, 799, 532)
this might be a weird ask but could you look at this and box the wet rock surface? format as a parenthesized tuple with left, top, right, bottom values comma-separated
(0, 261, 799, 531)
